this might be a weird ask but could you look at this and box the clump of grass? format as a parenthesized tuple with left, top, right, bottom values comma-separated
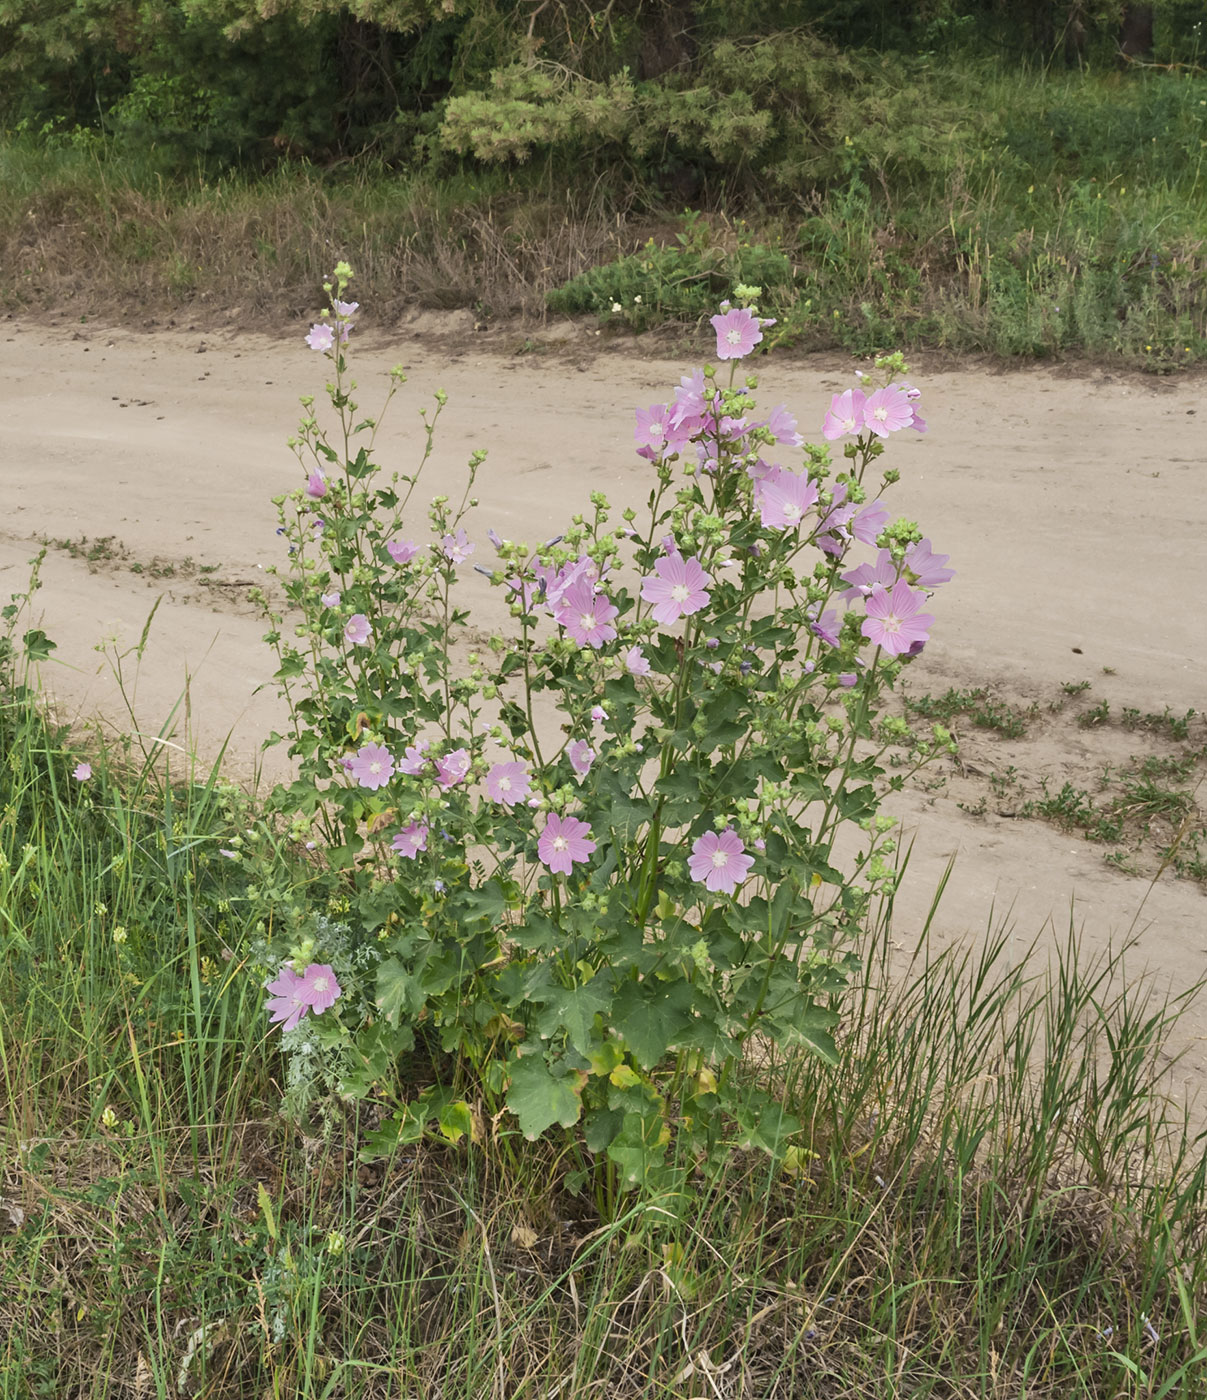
(904, 684, 1036, 739)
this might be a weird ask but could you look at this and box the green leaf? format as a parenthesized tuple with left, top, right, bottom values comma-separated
(612, 977, 694, 1069)
(376, 956, 423, 1027)
(505, 1054, 584, 1139)
(606, 1110, 670, 1188)
(22, 629, 56, 662)
(535, 977, 613, 1055)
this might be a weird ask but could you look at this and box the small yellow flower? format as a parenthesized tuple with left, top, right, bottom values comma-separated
(101, 1106, 118, 1129)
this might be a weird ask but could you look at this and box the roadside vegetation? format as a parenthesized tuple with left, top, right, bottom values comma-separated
(2, 0, 1206, 365)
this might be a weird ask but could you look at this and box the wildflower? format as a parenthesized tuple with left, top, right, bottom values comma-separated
(398, 742, 430, 775)
(73, 762, 92, 782)
(387, 539, 420, 565)
(320, 590, 341, 608)
(344, 614, 372, 646)
(305, 323, 335, 352)
(641, 553, 713, 626)
(555, 582, 619, 649)
(852, 500, 891, 546)
(688, 829, 754, 895)
(298, 964, 341, 1014)
(625, 646, 651, 676)
(809, 609, 841, 647)
(485, 761, 530, 807)
(348, 743, 395, 791)
(861, 581, 935, 656)
(838, 673, 858, 688)
(862, 386, 915, 437)
(839, 550, 898, 605)
(756, 468, 819, 530)
(537, 813, 596, 875)
(821, 388, 866, 440)
(306, 471, 327, 499)
(762, 403, 804, 447)
(333, 298, 359, 320)
(634, 404, 671, 454)
(568, 739, 595, 778)
(442, 529, 474, 564)
(903, 538, 954, 588)
(590, 705, 608, 724)
(266, 965, 311, 1032)
(391, 821, 428, 859)
(435, 748, 471, 788)
(710, 307, 764, 360)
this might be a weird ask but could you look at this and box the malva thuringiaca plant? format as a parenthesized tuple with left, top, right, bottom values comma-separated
(248, 264, 955, 1201)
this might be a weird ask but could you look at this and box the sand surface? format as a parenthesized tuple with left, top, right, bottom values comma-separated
(2, 313, 1204, 1099)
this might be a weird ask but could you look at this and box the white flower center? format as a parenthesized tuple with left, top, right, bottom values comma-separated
(883, 615, 901, 634)
(553, 836, 568, 853)
(783, 505, 801, 521)
(651, 422, 663, 436)
(842, 415, 857, 432)
(312, 977, 329, 993)
(369, 761, 382, 774)
(671, 584, 690, 602)
(726, 329, 743, 345)
(873, 406, 888, 422)
(580, 612, 595, 631)
(498, 776, 511, 792)
(712, 850, 729, 869)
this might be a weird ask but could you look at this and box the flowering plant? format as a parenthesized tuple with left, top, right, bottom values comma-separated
(251, 269, 954, 1197)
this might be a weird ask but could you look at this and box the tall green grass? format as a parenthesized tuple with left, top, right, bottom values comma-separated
(3, 635, 1207, 1395)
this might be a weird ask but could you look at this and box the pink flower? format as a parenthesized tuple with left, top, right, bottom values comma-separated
(348, 742, 395, 791)
(710, 307, 764, 360)
(298, 964, 341, 1014)
(688, 829, 754, 895)
(625, 646, 651, 676)
(861, 580, 935, 656)
(852, 500, 891, 546)
(555, 582, 619, 649)
(839, 550, 899, 606)
(838, 672, 859, 688)
(320, 590, 341, 608)
(387, 539, 420, 565)
(862, 386, 915, 437)
(537, 813, 596, 876)
(305, 323, 335, 352)
(306, 471, 327, 499)
(435, 748, 470, 788)
(398, 742, 430, 775)
(756, 468, 819, 530)
(344, 613, 372, 646)
(822, 388, 867, 440)
(442, 529, 474, 564)
(266, 965, 311, 1032)
(73, 762, 92, 782)
(391, 822, 428, 859)
(762, 404, 804, 448)
(810, 609, 841, 647)
(567, 739, 595, 779)
(641, 553, 713, 626)
(485, 761, 530, 807)
(634, 404, 671, 454)
(903, 538, 954, 588)
(333, 298, 359, 320)
(590, 705, 608, 724)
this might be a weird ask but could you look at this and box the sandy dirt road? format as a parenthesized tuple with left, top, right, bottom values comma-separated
(2, 313, 1204, 1097)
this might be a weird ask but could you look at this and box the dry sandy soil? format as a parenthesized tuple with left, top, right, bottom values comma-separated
(2, 311, 1204, 1099)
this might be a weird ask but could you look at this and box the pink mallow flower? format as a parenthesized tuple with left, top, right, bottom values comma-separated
(299, 964, 341, 1014)
(442, 530, 474, 564)
(391, 822, 428, 859)
(320, 590, 341, 608)
(688, 829, 754, 895)
(861, 581, 935, 656)
(537, 813, 596, 876)
(903, 538, 954, 588)
(641, 554, 712, 626)
(625, 646, 651, 676)
(348, 742, 395, 791)
(762, 404, 804, 448)
(73, 762, 92, 782)
(756, 468, 819, 530)
(435, 748, 470, 788)
(710, 308, 764, 360)
(852, 500, 891, 546)
(344, 614, 372, 646)
(555, 582, 619, 650)
(387, 539, 420, 565)
(839, 550, 899, 606)
(266, 965, 311, 1032)
(305, 323, 335, 353)
(567, 739, 595, 779)
(822, 388, 867, 441)
(862, 386, 915, 437)
(485, 761, 530, 807)
(398, 742, 430, 775)
(306, 472, 327, 499)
